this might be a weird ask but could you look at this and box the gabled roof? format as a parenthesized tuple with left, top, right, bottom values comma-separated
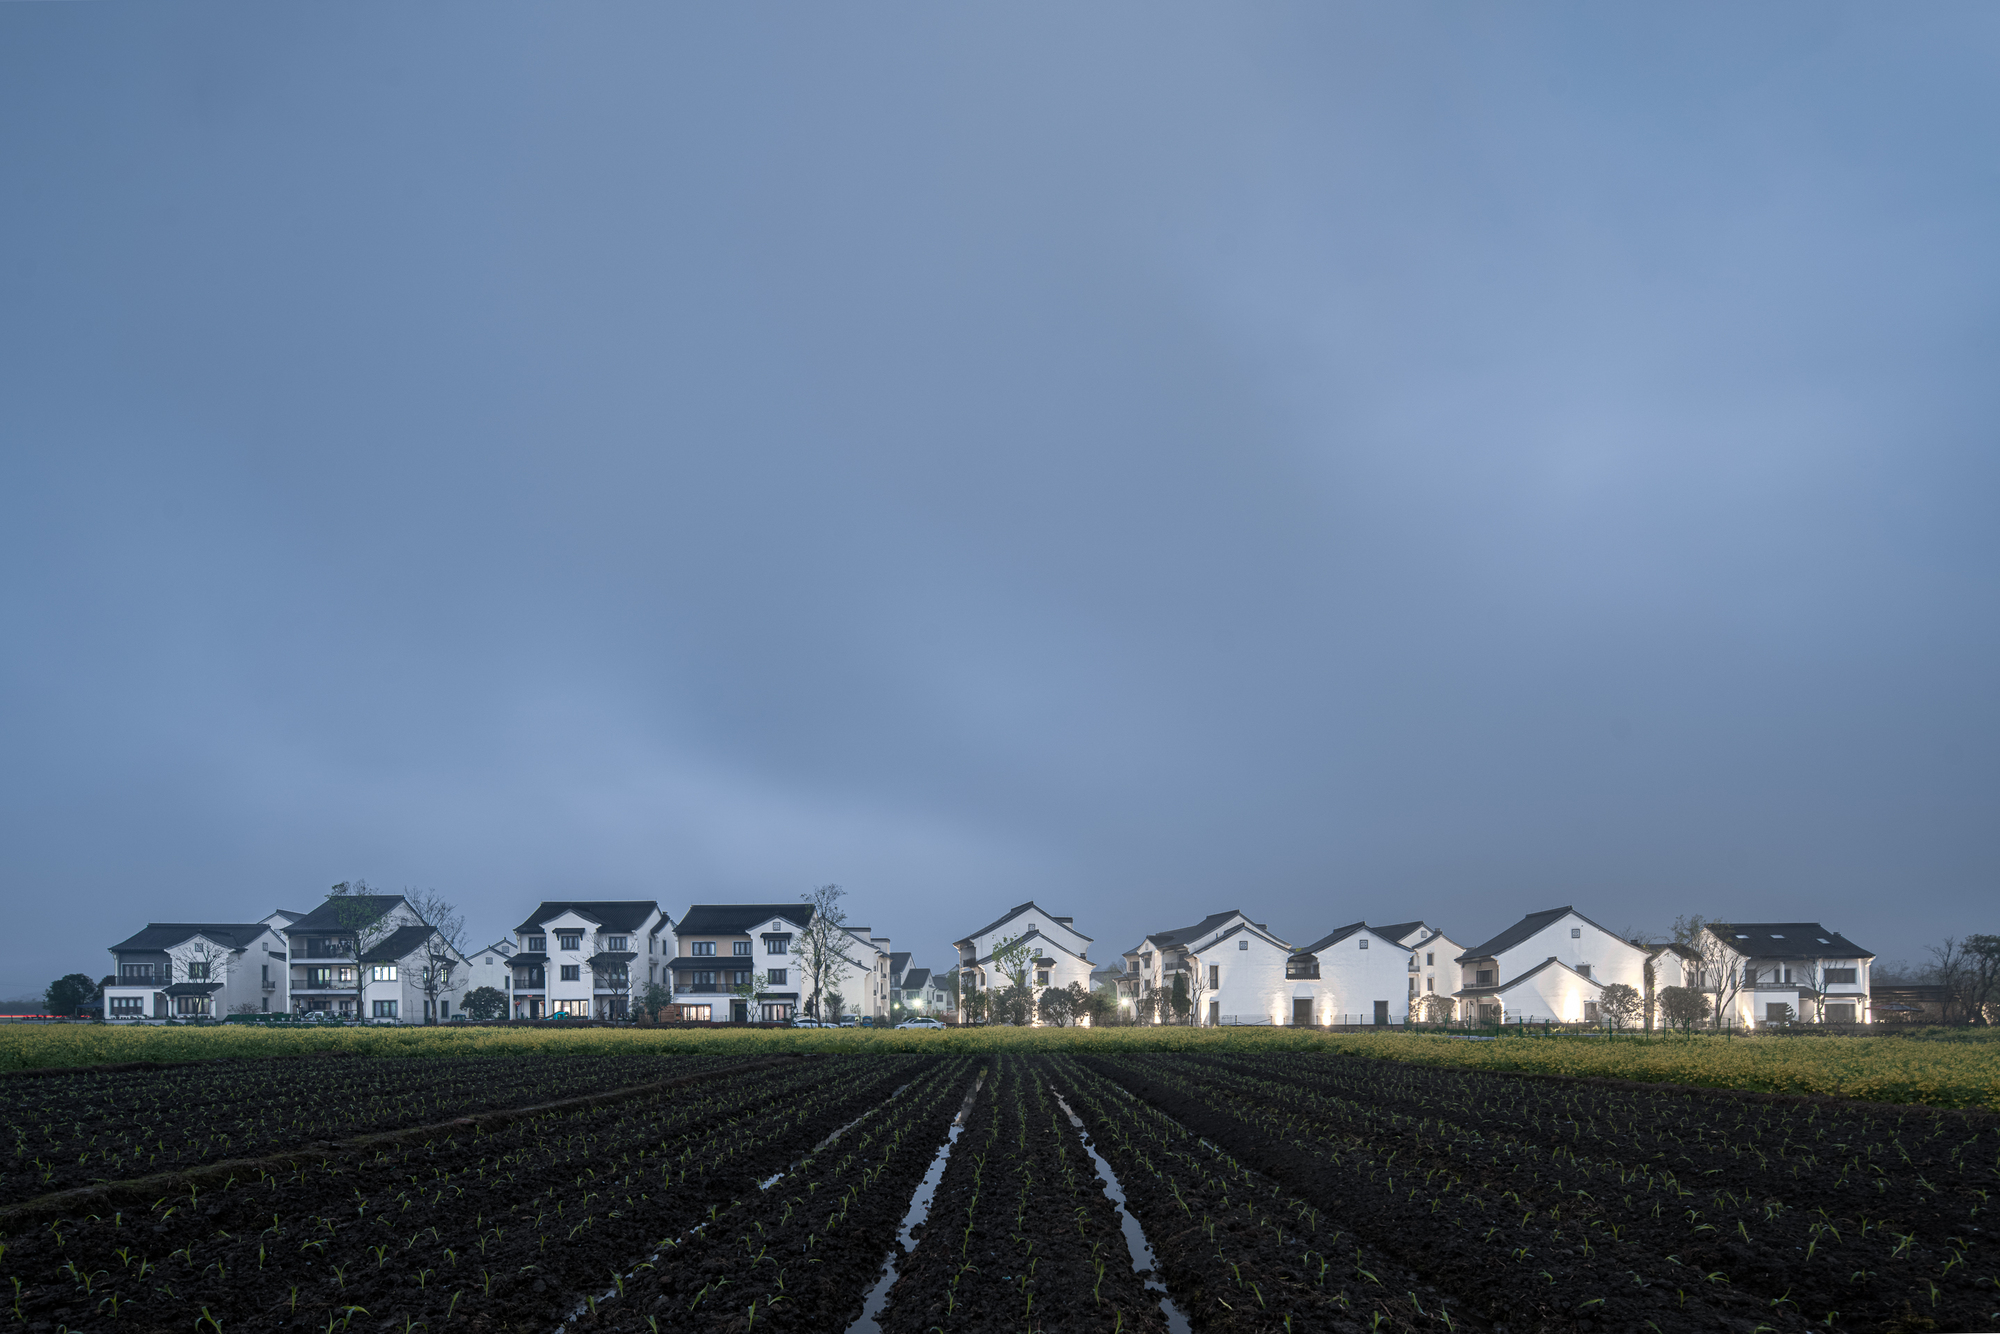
(676, 904, 815, 936)
(1129, 910, 1247, 954)
(1452, 955, 1605, 998)
(1372, 921, 1427, 945)
(889, 951, 911, 979)
(1705, 923, 1872, 959)
(1295, 921, 1408, 956)
(1455, 906, 1643, 963)
(969, 928, 1087, 966)
(955, 901, 1092, 948)
(514, 901, 662, 934)
(109, 924, 274, 953)
(1206, 921, 1295, 953)
(361, 924, 445, 964)
(287, 895, 408, 933)
(902, 968, 931, 991)
(1648, 941, 1701, 961)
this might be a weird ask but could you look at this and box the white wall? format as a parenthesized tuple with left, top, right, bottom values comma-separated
(1304, 932, 1412, 1025)
(1483, 913, 1646, 994)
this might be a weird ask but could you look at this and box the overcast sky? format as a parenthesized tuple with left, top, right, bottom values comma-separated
(4, 4, 1996, 995)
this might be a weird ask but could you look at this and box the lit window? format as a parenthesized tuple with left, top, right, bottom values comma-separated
(371, 965, 398, 983)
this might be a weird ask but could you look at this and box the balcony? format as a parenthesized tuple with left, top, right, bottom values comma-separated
(678, 983, 721, 994)
(1285, 960, 1320, 980)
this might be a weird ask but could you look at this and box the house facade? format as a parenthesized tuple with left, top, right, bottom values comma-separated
(1452, 906, 1649, 1023)
(1119, 910, 1296, 1026)
(955, 902, 1094, 1022)
(1286, 922, 1421, 1025)
(285, 894, 429, 1018)
(1697, 923, 1874, 1027)
(509, 901, 669, 1020)
(357, 924, 471, 1022)
(898, 966, 951, 1017)
(464, 939, 518, 1010)
(105, 921, 290, 1021)
(1375, 922, 1468, 1018)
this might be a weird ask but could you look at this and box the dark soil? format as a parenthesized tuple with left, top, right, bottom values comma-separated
(0, 1048, 743, 1204)
(583, 1056, 980, 1331)
(0, 1054, 929, 1333)
(879, 1053, 1171, 1334)
(1085, 1051, 2000, 1334)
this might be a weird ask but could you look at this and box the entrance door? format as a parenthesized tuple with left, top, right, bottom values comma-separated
(1373, 1000, 1390, 1025)
(1207, 1001, 1219, 1027)
(1293, 999, 1313, 1026)
(731, 1000, 749, 1024)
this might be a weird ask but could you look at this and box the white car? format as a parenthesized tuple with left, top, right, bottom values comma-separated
(895, 1017, 946, 1030)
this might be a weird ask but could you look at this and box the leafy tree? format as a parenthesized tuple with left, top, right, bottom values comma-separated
(993, 979, 1036, 1026)
(1412, 993, 1454, 1026)
(462, 986, 507, 1021)
(1169, 972, 1191, 1023)
(1036, 984, 1075, 1027)
(1657, 985, 1709, 1033)
(798, 885, 864, 1024)
(959, 989, 987, 1025)
(1764, 1002, 1795, 1026)
(44, 973, 97, 1017)
(1597, 982, 1641, 1031)
(1084, 981, 1119, 1027)
(822, 988, 848, 1023)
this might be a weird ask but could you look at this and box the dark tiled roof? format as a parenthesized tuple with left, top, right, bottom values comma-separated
(902, 968, 931, 991)
(109, 924, 274, 953)
(889, 951, 912, 979)
(1295, 921, 1407, 956)
(1372, 921, 1427, 944)
(513, 901, 662, 935)
(508, 953, 550, 969)
(1133, 910, 1245, 953)
(676, 904, 814, 936)
(954, 901, 1093, 947)
(162, 982, 224, 996)
(287, 895, 408, 933)
(1454, 906, 1641, 963)
(969, 929, 1086, 964)
(361, 925, 442, 963)
(1450, 955, 1602, 998)
(587, 952, 637, 967)
(1707, 923, 1872, 959)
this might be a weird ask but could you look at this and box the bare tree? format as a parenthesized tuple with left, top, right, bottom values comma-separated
(730, 969, 771, 1022)
(1930, 937, 1969, 1024)
(1182, 952, 1210, 1026)
(798, 884, 864, 1021)
(327, 880, 398, 1017)
(1689, 924, 1745, 1031)
(1793, 957, 1824, 1023)
(1964, 935, 2000, 1026)
(403, 889, 469, 1024)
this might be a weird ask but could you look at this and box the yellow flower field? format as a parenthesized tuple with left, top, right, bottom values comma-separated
(4, 1023, 1996, 1108)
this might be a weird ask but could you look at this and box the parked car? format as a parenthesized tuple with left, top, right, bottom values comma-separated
(894, 1017, 945, 1030)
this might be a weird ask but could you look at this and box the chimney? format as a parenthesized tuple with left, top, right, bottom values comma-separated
(1054, 917, 1074, 926)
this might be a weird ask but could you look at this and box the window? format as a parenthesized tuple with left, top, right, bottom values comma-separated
(560, 965, 580, 981)
(682, 1005, 713, 1022)
(606, 936, 627, 951)
(119, 963, 154, 982)
(692, 971, 716, 987)
(372, 1000, 398, 1018)
(1409, 977, 1417, 996)
(1208, 965, 1219, 989)
(1426, 978, 1434, 992)
(692, 942, 716, 956)
(485, 957, 493, 965)
(175, 995, 211, 1016)
(109, 996, 143, 1014)
(1358, 938, 1368, 950)
(186, 961, 211, 980)
(557, 933, 581, 951)
(1825, 968, 1857, 984)
(1037, 970, 1051, 986)
(1584, 1002, 1599, 1022)
(767, 969, 787, 985)
(261, 964, 270, 983)
(1826, 1002, 1856, 1023)
(371, 965, 397, 983)
(1476, 969, 1495, 986)
(764, 935, 791, 955)
(1286, 957, 1319, 979)
(528, 936, 546, 951)
(1425, 952, 1434, 965)
(1237, 940, 1248, 951)
(733, 941, 751, 956)
(440, 1000, 449, 1018)
(1570, 927, 1581, 938)
(1576, 964, 1591, 978)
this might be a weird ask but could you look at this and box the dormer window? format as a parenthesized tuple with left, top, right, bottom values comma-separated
(1771, 934, 1784, 939)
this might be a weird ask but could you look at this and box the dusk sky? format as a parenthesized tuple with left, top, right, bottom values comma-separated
(4, 4, 1997, 995)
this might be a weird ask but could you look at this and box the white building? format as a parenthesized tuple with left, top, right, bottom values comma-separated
(358, 924, 471, 1023)
(1698, 923, 1874, 1027)
(1452, 906, 1649, 1024)
(285, 894, 428, 1018)
(897, 966, 951, 1017)
(954, 902, 1094, 1023)
(509, 901, 670, 1020)
(105, 920, 291, 1021)
(1286, 922, 1423, 1025)
(464, 939, 518, 1010)
(1118, 910, 1297, 1026)
(667, 903, 889, 1023)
